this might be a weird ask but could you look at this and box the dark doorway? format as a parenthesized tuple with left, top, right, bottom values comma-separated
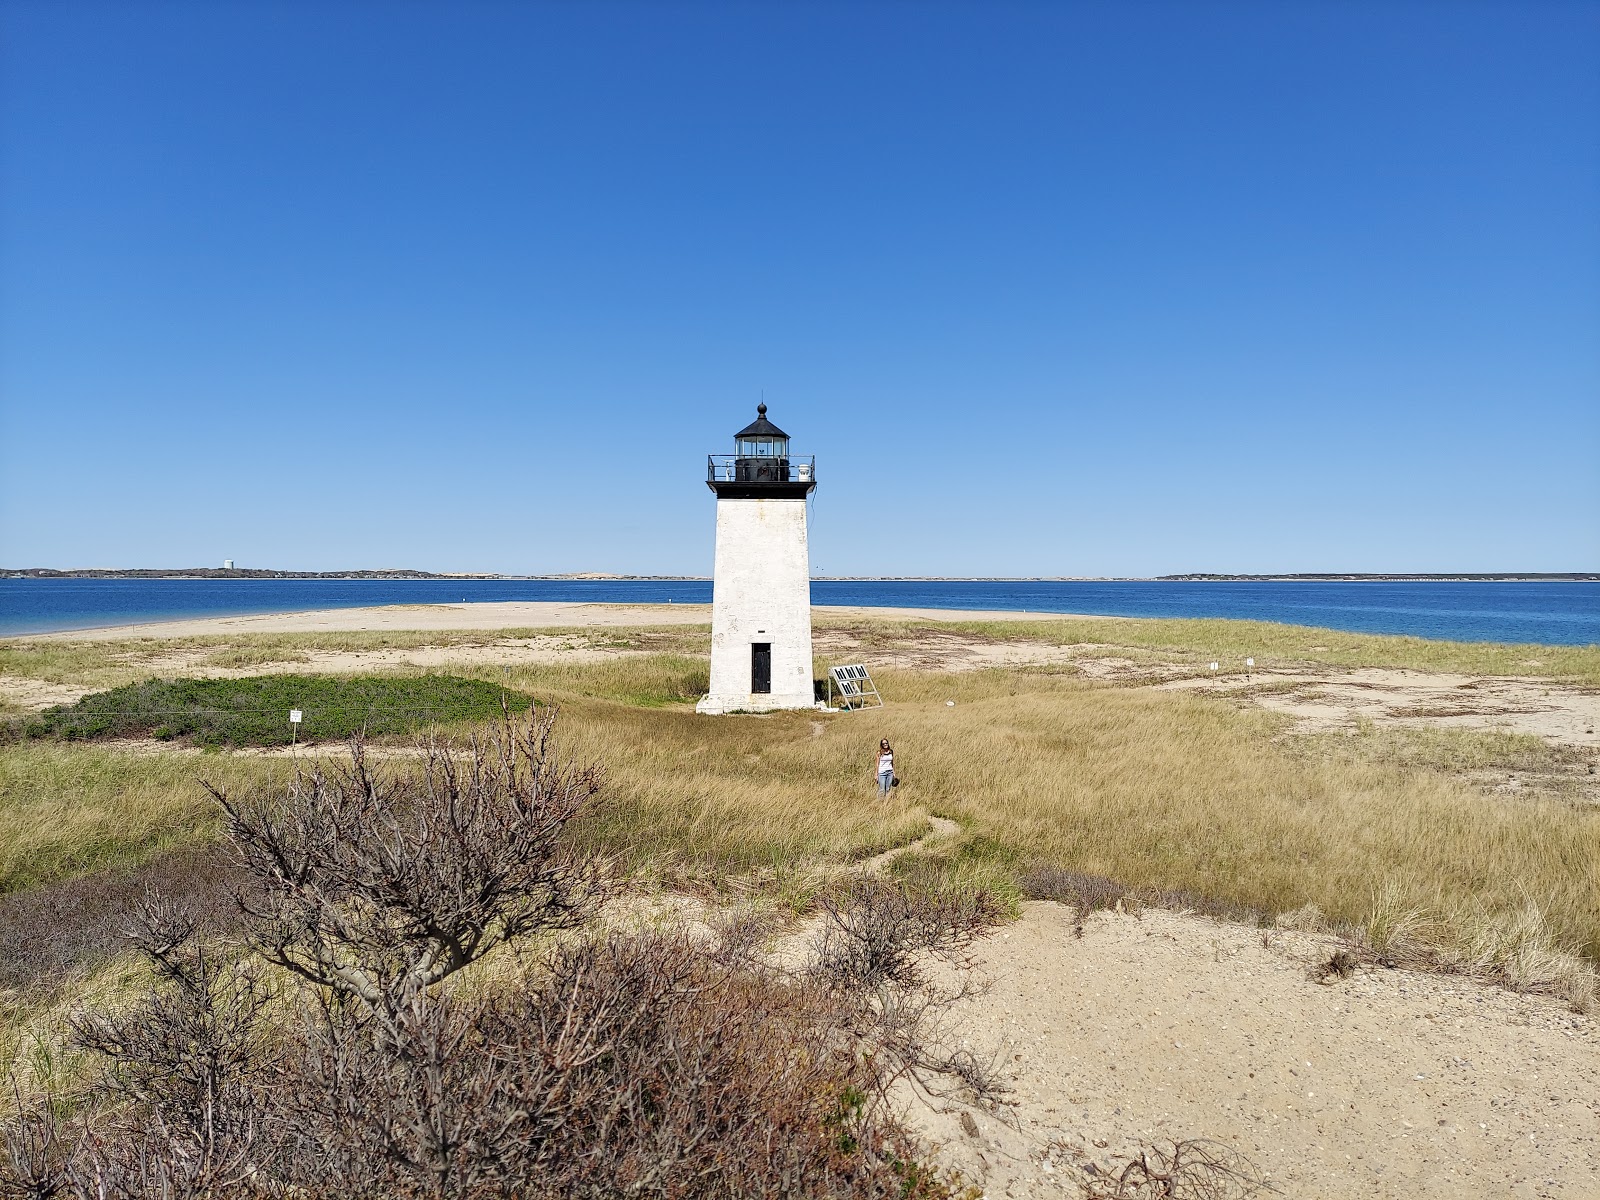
(751, 643, 772, 694)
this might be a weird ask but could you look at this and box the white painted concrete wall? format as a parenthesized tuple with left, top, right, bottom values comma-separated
(697, 497, 814, 713)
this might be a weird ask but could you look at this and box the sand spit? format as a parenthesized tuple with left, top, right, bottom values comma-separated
(911, 902, 1597, 1199)
(15, 601, 1072, 642)
(18, 602, 714, 640)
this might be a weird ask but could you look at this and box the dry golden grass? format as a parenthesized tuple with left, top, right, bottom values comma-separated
(4, 621, 1596, 985)
(854, 614, 1600, 686)
(0, 745, 272, 892)
(865, 669, 1596, 951)
(1289, 721, 1595, 807)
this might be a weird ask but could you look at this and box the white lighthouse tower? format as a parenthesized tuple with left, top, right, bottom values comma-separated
(696, 404, 818, 714)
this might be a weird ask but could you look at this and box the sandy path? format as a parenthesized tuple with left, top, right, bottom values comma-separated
(909, 903, 1597, 1199)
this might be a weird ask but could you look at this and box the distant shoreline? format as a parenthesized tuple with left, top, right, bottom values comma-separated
(5, 569, 1597, 583)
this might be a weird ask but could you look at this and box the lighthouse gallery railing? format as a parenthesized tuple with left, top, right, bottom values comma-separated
(706, 455, 816, 483)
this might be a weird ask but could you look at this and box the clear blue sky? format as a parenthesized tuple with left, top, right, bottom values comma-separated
(2, 1, 1596, 576)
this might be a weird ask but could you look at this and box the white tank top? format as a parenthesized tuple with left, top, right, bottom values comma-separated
(878, 750, 894, 774)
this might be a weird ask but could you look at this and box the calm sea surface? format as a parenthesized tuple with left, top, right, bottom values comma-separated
(1, 578, 1596, 644)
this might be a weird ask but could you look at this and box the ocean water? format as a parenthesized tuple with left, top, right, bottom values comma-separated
(1, 578, 1596, 645)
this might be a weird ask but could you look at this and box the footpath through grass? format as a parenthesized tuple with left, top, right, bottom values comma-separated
(17, 674, 533, 749)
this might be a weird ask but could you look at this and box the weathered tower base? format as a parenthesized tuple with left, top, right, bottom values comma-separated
(697, 496, 815, 713)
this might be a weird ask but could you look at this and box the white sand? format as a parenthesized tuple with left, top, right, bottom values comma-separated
(912, 903, 1598, 1199)
(12, 601, 1068, 642)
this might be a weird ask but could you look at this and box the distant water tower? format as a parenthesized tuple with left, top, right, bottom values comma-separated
(696, 404, 818, 714)
(222, 559, 235, 570)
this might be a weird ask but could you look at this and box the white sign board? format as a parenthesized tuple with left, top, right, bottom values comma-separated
(289, 709, 303, 724)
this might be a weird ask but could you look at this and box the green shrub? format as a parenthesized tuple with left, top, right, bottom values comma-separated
(18, 675, 534, 749)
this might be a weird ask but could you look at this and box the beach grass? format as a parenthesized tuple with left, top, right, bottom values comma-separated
(883, 614, 1600, 686)
(1295, 721, 1591, 781)
(2, 622, 1596, 972)
(869, 667, 1596, 948)
(0, 743, 264, 892)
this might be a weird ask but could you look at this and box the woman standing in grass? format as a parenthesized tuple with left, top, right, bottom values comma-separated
(875, 739, 896, 797)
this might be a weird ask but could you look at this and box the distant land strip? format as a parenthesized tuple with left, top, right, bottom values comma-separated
(5, 569, 1596, 583)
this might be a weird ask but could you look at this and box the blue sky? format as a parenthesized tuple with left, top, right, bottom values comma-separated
(2, 1, 1596, 576)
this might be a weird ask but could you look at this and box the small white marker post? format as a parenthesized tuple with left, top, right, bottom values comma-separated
(1209, 661, 1219, 683)
(1246, 656, 1254, 682)
(289, 708, 302, 754)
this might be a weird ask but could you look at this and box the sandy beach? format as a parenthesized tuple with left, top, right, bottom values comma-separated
(914, 902, 1597, 1199)
(15, 601, 1069, 641)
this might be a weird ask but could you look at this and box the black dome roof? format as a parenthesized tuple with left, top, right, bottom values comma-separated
(734, 403, 789, 440)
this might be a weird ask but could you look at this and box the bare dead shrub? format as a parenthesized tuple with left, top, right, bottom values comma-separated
(811, 876, 997, 993)
(1021, 865, 1126, 915)
(0, 1105, 67, 1200)
(69, 897, 271, 1136)
(2, 896, 272, 1199)
(7, 924, 969, 1199)
(3, 710, 975, 1199)
(1082, 1138, 1271, 1199)
(809, 877, 1006, 1101)
(216, 705, 610, 1027)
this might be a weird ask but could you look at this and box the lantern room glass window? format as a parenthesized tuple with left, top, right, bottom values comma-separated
(736, 437, 788, 458)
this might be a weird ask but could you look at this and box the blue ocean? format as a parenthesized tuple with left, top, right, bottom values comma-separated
(1, 578, 1595, 645)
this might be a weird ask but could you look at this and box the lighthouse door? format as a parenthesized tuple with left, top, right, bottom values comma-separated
(751, 643, 772, 694)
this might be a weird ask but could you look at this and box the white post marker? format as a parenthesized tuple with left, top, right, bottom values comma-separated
(289, 708, 302, 751)
(1246, 656, 1254, 681)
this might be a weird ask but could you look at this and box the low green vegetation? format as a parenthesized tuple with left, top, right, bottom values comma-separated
(18, 674, 533, 748)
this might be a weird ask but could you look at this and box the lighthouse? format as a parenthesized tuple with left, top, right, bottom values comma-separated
(696, 404, 818, 714)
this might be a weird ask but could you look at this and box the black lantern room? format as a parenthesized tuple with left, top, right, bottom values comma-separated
(707, 404, 817, 498)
